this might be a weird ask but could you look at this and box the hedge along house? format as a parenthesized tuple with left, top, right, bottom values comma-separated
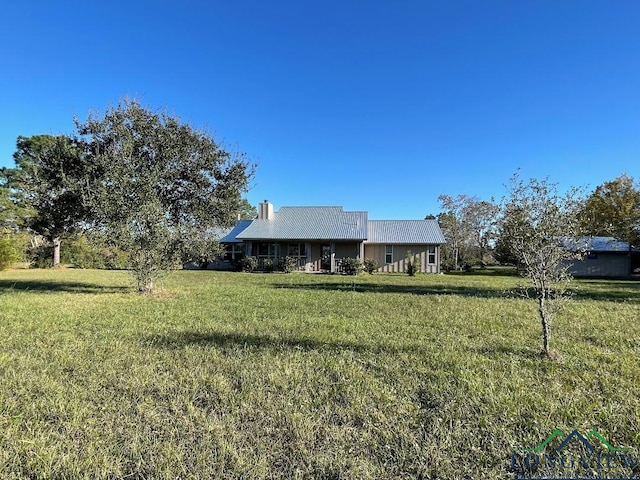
(220, 201, 446, 273)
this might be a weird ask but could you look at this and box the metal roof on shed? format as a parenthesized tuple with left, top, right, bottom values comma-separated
(365, 220, 446, 244)
(564, 236, 638, 252)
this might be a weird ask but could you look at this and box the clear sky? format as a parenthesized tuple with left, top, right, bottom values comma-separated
(1, 1, 638, 219)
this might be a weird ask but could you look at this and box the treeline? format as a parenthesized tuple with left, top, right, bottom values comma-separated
(432, 173, 640, 271)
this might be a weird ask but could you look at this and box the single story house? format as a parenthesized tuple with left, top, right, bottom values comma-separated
(213, 200, 446, 273)
(564, 236, 639, 278)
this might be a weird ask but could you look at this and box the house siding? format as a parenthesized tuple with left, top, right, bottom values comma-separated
(364, 244, 440, 273)
(335, 242, 359, 259)
(566, 253, 631, 278)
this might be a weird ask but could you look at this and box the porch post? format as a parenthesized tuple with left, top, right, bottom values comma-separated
(330, 241, 336, 273)
(358, 242, 364, 260)
(307, 242, 313, 272)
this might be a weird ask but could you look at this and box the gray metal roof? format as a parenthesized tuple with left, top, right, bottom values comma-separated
(218, 220, 253, 243)
(365, 220, 446, 244)
(236, 207, 368, 240)
(564, 236, 638, 252)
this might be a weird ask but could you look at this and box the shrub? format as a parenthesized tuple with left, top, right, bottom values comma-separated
(63, 236, 105, 269)
(406, 250, 420, 276)
(363, 258, 380, 274)
(278, 256, 298, 273)
(341, 257, 362, 275)
(240, 256, 258, 273)
(262, 258, 274, 273)
(27, 236, 130, 270)
(0, 234, 20, 270)
(103, 248, 129, 270)
(29, 243, 54, 268)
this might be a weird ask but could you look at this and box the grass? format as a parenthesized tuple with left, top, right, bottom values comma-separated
(0, 268, 638, 479)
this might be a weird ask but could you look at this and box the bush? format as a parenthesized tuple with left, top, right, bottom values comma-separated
(406, 251, 420, 277)
(0, 234, 20, 270)
(103, 249, 129, 270)
(261, 258, 275, 273)
(240, 256, 258, 272)
(341, 257, 362, 275)
(27, 236, 130, 270)
(63, 236, 106, 269)
(363, 258, 380, 274)
(278, 256, 298, 273)
(29, 243, 54, 268)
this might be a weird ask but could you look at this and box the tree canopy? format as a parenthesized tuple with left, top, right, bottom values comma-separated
(436, 194, 498, 270)
(76, 99, 255, 292)
(581, 173, 640, 249)
(7, 134, 87, 265)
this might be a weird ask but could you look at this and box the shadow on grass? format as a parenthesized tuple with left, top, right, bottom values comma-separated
(143, 331, 544, 363)
(469, 344, 541, 359)
(142, 330, 427, 355)
(273, 279, 639, 303)
(0, 279, 129, 294)
(572, 280, 640, 303)
(273, 282, 506, 298)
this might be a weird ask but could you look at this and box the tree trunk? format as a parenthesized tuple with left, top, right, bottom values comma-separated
(454, 246, 459, 271)
(538, 296, 550, 356)
(53, 237, 61, 267)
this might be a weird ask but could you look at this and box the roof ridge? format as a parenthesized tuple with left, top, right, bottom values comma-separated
(369, 219, 435, 222)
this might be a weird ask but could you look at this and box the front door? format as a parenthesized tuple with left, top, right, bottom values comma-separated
(321, 244, 331, 271)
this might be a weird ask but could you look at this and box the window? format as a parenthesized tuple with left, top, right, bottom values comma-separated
(257, 242, 279, 258)
(287, 243, 307, 258)
(223, 243, 244, 261)
(428, 246, 436, 264)
(258, 242, 270, 257)
(385, 245, 392, 264)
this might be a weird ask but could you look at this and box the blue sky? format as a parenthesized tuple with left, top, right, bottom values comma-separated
(1, 1, 638, 219)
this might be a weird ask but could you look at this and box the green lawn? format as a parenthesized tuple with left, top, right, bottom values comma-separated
(0, 269, 638, 479)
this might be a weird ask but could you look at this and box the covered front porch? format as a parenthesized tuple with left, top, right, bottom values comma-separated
(244, 240, 364, 273)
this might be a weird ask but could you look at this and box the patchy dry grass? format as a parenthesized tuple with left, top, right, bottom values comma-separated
(0, 269, 638, 478)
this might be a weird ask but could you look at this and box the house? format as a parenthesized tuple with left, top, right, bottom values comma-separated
(215, 200, 446, 273)
(564, 236, 640, 278)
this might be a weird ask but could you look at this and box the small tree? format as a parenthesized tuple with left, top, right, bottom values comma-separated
(77, 99, 254, 293)
(501, 174, 585, 358)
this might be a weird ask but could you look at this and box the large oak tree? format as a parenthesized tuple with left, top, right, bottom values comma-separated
(76, 99, 255, 293)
